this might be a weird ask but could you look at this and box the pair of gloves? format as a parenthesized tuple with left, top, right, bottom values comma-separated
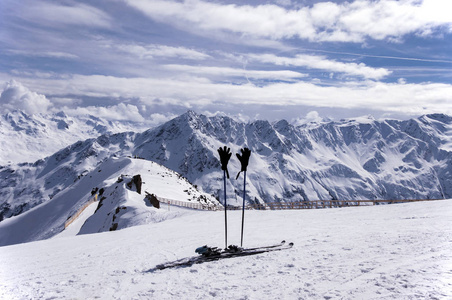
(218, 146, 251, 179)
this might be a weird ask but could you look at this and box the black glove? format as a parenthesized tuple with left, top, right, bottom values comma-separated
(217, 146, 232, 178)
(236, 147, 251, 179)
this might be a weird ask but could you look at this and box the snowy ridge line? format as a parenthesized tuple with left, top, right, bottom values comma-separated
(155, 195, 218, 210)
(64, 194, 98, 229)
(227, 198, 448, 210)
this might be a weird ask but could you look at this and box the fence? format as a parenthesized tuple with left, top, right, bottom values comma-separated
(64, 194, 98, 228)
(148, 196, 445, 211)
(72, 192, 444, 217)
(157, 195, 219, 210)
(224, 198, 446, 210)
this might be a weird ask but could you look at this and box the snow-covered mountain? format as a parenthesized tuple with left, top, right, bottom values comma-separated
(0, 110, 150, 164)
(0, 156, 219, 246)
(132, 111, 452, 203)
(1, 111, 452, 245)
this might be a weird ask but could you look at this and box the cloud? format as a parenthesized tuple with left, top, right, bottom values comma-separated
(8, 50, 78, 60)
(50, 96, 81, 106)
(418, 0, 452, 25)
(23, 1, 112, 28)
(65, 103, 145, 122)
(305, 111, 323, 122)
(11, 74, 452, 118)
(115, 44, 211, 60)
(1, 1, 450, 124)
(249, 53, 392, 80)
(314, 0, 452, 41)
(163, 64, 307, 81)
(122, 0, 317, 40)
(122, 0, 452, 43)
(148, 112, 178, 126)
(292, 111, 324, 126)
(0, 80, 53, 114)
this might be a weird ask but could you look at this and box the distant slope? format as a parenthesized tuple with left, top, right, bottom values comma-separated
(0, 110, 150, 164)
(0, 157, 219, 246)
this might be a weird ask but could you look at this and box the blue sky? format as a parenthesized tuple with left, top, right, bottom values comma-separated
(0, 0, 451, 124)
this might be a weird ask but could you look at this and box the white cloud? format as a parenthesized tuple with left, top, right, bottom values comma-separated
(411, 0, 452, 27)
(11, 74, 452, 118)
(292, 110, 324, 126)
(115, 44, 211, 60)
(163, 64, 307, 81)
(0, 80, 52, 114)
(8, 50, 78, 60)
(24, 2, 112, 28)
(398, 78, 407, 84)
(148, 113, 178, 126)
(122, 0, 452, 43)
(123, 0, 317, 40)
(249, 53, 391, 80)
(65, 103, 145, 122)
(0, 80, 146, 122)
(50, 96, 81, 106)
(306, 111, 322, 122)
(310, 2, 342, 28)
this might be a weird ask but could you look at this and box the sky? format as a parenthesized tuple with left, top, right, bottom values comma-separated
(0, 0, 451, 124)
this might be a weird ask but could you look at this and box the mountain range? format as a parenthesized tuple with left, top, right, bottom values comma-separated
(133, 111, 452, 203)
(1, 110, 452, 245)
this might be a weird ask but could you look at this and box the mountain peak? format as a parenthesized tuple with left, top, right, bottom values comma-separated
(422, 113, 452, 124)
(180, 110, 200, 121)
(170, 110, 202, 127)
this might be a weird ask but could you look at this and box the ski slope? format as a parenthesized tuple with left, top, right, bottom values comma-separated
(0, 157, 219, 246)
(53, 201, 98, 239)
(1, 200, 451, 299)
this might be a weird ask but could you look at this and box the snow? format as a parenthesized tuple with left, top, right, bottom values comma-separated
(53, 201, 98, 239)
(0, 157, 219, 246)
(1, 200, 451, 299)
(0, 110, 150, 164)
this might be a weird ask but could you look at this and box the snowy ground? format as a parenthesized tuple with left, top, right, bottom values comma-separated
(0, 200, 451, 299)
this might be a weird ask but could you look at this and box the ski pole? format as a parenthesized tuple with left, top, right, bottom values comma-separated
(223, 169, 228, 249)
(218, 146, 231, 249)
(236, 147, 251, 248)
(240, 170, 247, 247)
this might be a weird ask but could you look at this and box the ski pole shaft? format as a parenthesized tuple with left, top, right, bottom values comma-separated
(240, 171, 246, 247)
(223, 169, 228, 249)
